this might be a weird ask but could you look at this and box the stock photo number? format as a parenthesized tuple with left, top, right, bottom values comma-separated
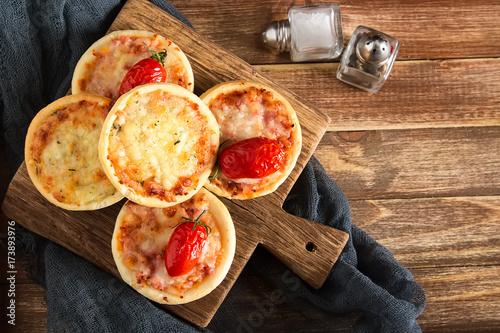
(6, 220, 16, 326)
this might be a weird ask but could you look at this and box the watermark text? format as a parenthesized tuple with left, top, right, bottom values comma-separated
(6, 220, 16, 326)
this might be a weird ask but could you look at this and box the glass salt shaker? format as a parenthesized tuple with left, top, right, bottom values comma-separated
(262, 4, 344, 62)
(337, 26, 400, 93)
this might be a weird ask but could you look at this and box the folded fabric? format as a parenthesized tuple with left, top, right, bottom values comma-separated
(1, 0, 426, 332)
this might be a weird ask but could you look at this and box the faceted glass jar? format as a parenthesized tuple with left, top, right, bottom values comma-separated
(337, 26, 400, 93)
(288, 4, 344, 62)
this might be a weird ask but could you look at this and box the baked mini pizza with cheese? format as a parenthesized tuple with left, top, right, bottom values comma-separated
(99, 83, 219, 208)
(25, 94, 124, 210)
(72, 30, 194, 100)
(112, 188, 235, 304)
(201, 81, 302, 199)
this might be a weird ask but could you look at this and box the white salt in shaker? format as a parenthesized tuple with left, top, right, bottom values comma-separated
(262, 4, 344, 62)
(337, 26, 400, 93)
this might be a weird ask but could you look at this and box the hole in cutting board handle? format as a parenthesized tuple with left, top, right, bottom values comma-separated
(305, 242, 317, 253)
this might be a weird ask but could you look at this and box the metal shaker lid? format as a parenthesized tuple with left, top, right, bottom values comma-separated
(262, 19, 291, 53)
(355, 32, 392, 65)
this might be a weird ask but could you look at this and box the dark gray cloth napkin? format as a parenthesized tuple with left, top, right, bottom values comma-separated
(1, 0, 426, 331)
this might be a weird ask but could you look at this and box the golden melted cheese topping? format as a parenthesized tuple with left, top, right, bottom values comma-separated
(202, 81, 302, 199)
(72, 30, 194, 100)
(25, 94, 123, 210)
(100, 83, 219, 207)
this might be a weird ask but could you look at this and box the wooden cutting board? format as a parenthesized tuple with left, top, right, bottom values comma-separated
(2, 0, 349, 327)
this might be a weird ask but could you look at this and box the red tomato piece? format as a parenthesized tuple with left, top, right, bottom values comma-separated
(118, 58, 167, 96)
(164, 211, 210, 277)
(219, 137, 285, 179)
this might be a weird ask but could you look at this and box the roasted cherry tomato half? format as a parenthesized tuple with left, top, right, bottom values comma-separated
(219, 137, 285, 179)
(118, 48, 167, 96)
(165, 211, 210, 277)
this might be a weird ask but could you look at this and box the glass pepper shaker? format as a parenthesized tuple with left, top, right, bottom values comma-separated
(262, 4, 344, 62)
(337, 26, 400, 93)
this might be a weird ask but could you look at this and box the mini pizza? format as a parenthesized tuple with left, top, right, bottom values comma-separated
(99, 83, 219, 208)
(112, 188, 235, 304)
(201, 81, 302, 199)
(25, 94, 124, 210)
(72, 30, 194, 100)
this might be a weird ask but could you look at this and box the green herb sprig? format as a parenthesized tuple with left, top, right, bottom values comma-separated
(173, 210, 211, 236)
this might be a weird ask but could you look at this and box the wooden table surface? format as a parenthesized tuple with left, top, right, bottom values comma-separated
(1, 0, 499, 331)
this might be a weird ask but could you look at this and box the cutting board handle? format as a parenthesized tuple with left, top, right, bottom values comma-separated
(260, 210, 349, 289)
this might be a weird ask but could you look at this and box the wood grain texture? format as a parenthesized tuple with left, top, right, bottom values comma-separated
(351, 196, 500, 268)
(3, 194, 500, 332)
(4, 251, 499, 333)
(255, 60, 500, 131)
(315, 127, 500, 200)
(1, 212, 47, 333)
(107, 0, 331, 202)
(2, 0, 499, 331)
(2, 161, 347, 328)
(412, 265, 500, 332)
(169, 0, 500, 63)
(228, 197, 348, 288)
(106, 0, 348, 290)
(2, 284, 47, 333)
(1, 0, 349, 327)
(6, 264, 500, 332)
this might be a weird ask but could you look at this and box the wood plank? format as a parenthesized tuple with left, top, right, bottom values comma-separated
(5, 183, 498, 331)
(3, 194, 499, 331)
(169, 0, 500, 63)
(413, 265, 500, 332)
(108, 0, 333, 202)
(315, 127, 500, 200)
(115, 0, 350, 286)
(108, 0, 334, 204)
(1, 0, 349, 327)
(5, 129, 499, 329)
(351, 196, 500, 268)
(2, 162, 347, 325)
(0, 214, 41, 285)
(2, 283, 47, 333)
(209, 252, 359, 332)
(4, 264, 500, 332)
(0, 0, 498, 331)
(255, 59, 500, 131)
(217, 264, 500, 332)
